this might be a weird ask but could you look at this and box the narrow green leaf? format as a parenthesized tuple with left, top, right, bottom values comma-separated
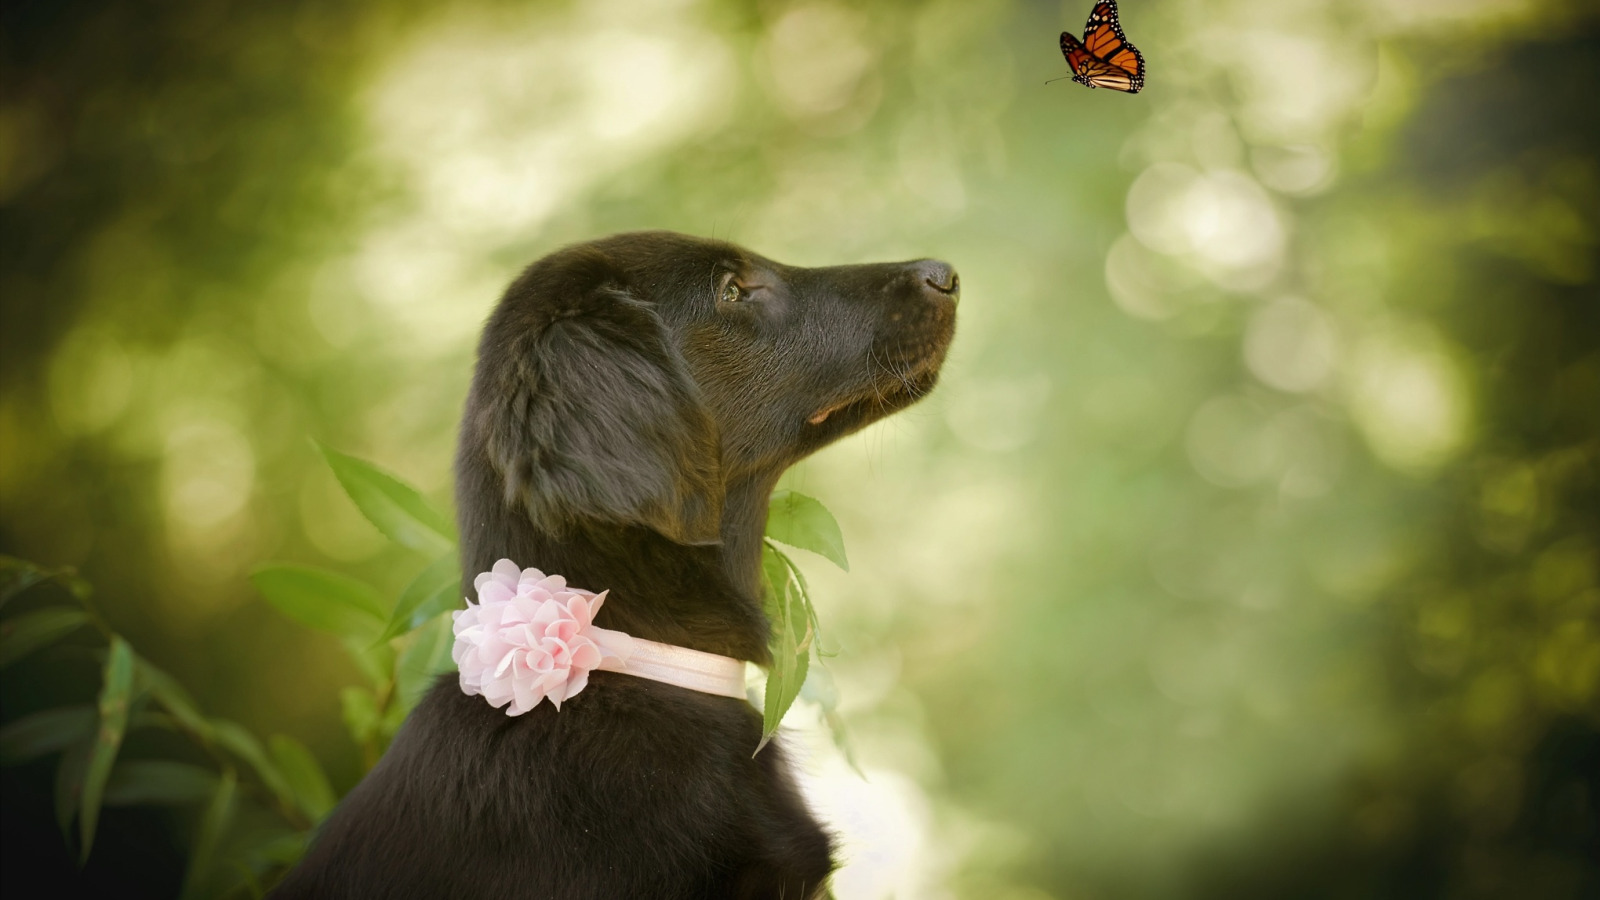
(0, 557, 92, 611)
(757, 547, 811, 754)
(822, 708, 863, 777)
(250, 831, 309, 868)
(0, 555, 48, 611)
(211, 720, 296, 811)
(55, 736, 92, 839)
(342, 636, 396, 690)
(102, 760, 219, 806)
(765, 543, 851, 766)
(759, 543, 790, 622)
(0, 705, 96, 765)
(318, 443, 456, 556)
(268, 734, 336, 822)
(180, 766, 237, 900)
(136, 659, 214, 741)
(801, 663, 863, 776)
(59, 572, 94, 602)
(799, 658, 838, 709)
(765, 542, 821, 657)
(375, 553, 461, 645)
(395, 613, 455, 710)
(0, 606, 89, 667)
(129, 710, 176, 732)
(250, 565, 386, 639)
(758, 610, 809, 754)
(765, 490, 849, 571)
(340, 687, 381, 747)
(79, 636, 134, 862)
(381, 696, 408, 739)
(771, 543, 834, 657)
(234, 862, 266, 900)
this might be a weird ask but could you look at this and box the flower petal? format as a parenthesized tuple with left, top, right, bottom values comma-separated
(479, 580, 515, 606)
(570, 640, 602, 670)
(564, 668, 590, 700)
(457, 560, 622, 716)
(492, 648, 518, 678)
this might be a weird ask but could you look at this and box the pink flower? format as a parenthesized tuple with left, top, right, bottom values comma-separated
(451, 559, 633, 715)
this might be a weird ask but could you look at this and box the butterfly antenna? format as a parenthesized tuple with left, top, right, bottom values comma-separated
(1044, 75, 1073, 85)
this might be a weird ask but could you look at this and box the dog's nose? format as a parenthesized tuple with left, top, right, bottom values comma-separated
(915, 260, 960, 302)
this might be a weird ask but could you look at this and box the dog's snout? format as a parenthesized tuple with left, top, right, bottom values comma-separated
(915, 260, 959, 301)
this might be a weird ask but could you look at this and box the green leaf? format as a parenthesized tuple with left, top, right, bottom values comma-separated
(799, 658, 838, 709)
(79, 636, 134, 862)
(135, 659, 214, 741)
(760, 609, 810, 754)
(759, 543, 790, 622)
(395, 613, 455, 710)
(0, 705, 96, 765)
(766, 543, 820, 657)
(55, 736, 92, 839)
(250, 565, 386, 639)
(251, 831, 310, 868)
(375, 553, 461, 645)
(180, 766, 237, 900)
(764, 542, 851, 766)
(382, 695, 408, 737)
(0, 556, 48, 611)
(130, 710, 177, 732)
(765, 490, 849, 571)
(211, 720, 296, 812)
(768, 542, 834, 657)
(823, 707, 863, 775)
(59, 572, 94, 602)
(0, 557, 93, 612)
(801, 663, 863, 777)
(318, 443, 456, 556)
(102, 760, 219, 806)
(268, 735, 336, 822)
(0, 606, 89, 667)
(757, 544, 812, 754)
(340, 687, 381, 746)
(342, 635, 396, 690)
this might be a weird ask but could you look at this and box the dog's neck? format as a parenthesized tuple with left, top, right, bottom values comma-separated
(458, 460, 777, 664)
(716, 472, 783, 603)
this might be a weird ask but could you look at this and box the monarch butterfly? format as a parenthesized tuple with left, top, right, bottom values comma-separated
(1056, 0, 1145, 93)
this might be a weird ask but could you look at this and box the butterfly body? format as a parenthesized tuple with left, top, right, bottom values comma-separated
(1059, 0, 1144, 93)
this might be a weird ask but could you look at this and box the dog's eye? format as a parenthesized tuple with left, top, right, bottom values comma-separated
(718, 276, 744, 304)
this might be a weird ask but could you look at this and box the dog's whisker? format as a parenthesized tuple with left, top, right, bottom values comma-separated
(867, 345, 890, 406)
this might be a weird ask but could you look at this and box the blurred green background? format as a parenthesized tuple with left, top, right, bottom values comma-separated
(3, 0, 1597, 897)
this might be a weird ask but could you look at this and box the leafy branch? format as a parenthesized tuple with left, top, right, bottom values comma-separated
(0, 557, 329, 898)
(759, 489, 854, 763)
(249, 442, 460, 769)
(0, 446, 859, 896)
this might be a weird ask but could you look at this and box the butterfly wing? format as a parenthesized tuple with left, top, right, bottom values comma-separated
(1076, 56, 1142, 92)
(1059, 31, 1098, 87)
(1079, 0, 1145, 93)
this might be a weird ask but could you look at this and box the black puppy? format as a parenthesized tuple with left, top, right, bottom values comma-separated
(274, 231, 958, 899)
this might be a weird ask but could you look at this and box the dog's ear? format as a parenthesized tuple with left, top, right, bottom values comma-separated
(471, 249, 724, 545)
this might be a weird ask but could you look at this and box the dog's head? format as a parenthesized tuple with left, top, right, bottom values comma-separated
(463, 231, 958, 545)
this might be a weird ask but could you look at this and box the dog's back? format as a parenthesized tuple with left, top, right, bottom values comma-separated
(276, 675, 830, 898)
